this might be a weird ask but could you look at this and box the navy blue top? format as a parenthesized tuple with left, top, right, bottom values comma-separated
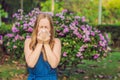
(27, 52, 58, 80)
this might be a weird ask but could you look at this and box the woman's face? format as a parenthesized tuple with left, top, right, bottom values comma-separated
(38, 18, 51, 33)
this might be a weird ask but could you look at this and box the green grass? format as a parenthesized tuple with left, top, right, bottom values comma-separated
(0, 52, 120, 80)
(70, 52, 120, 80)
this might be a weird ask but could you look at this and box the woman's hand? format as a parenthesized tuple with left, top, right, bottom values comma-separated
(37, 32, 44, 44)
(37, 29, 51, 44)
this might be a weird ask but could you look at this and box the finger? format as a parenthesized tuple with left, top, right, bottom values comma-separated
(46, 31, 51, 36)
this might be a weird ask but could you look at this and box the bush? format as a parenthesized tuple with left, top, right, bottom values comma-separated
(96, 24, 120, 48)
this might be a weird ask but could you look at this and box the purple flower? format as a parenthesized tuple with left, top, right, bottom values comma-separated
(19, 36, 25, 40)
(0, 35, 3, 40)
(93, 54, 100, 59)
(73, 20, 78, 25)
(27, 27, 33, 32)
(28, 12, 33, 17)
(28, 22, 33, 26)
(59, 15, 65, 20)
(83, 35, 91, 42)
(62, 9, 68, 13)
(13, 45, 17, 49)
(83, 29, 90, 35)
(63, 27, 69, 33)
(18, 9, 23, 13)
(5, 33, 14, 38)
(79, 45, 88, 52)
(56, 30, 61, 33)
(86, 25, 92, 31)
(74, 16, 80, 19)
(23, 23, 28, 27)
(99, 34, 105, 41)
(77, 34, 82, 39)
(91, 31, 95, 36)
(99, 41, 106, 47)
(12, 25, 19, 33)
(15, 22, 20, 27)
(15, 34, 20, 40)
(79, 46, 85, 52)
(58, 32, 64, 37)
(76, 52, 82, 57)
(80, 56, 84, 59)
(12, 13, 17, 18)
(81, 16, 86, 22)
(80, 25, 86, 31)
(69, 24, 75, 30)
(63, 52, 67, 57)
(95, 29, 101, 33)
(73, 30, 79, 35)
(56, 13, 60, 16)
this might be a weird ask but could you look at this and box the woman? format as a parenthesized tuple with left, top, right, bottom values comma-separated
(24, 13, 61, 80)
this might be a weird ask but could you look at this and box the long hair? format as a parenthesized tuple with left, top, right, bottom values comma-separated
(29, 13, 55, 52)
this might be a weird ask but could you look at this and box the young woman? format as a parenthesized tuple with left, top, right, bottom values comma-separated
(24, 13, 61, 80)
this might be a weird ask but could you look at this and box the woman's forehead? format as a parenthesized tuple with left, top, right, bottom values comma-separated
(39, 18, 50, 25)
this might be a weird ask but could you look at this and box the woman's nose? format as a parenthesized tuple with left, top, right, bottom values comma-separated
(42, 26, 46, 29)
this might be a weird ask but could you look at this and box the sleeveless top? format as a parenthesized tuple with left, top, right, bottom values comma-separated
(27, 52, 58, 80)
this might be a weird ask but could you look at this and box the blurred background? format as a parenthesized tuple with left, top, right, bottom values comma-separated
(0, 0, 120, 80)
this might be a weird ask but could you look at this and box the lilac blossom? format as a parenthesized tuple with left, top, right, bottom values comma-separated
(5, 33, 14, 38)
(58, 32, 64, 37)
(15, 34, 20, 40)
(56, 30, 61, 33)
(56, 13, 60, 17)
(62, 9, 68, 13)
(15, 22, 20, 27)
(69, 24, 75, 30)
(81, 16, 86, 22)
(74, 16, 80, 19)
(73, 29, 79, 35)
(77, 34, 82, 39)
(86, 25, 92, 31)
(59, 15, 65, 20)
(73, 20, 79, 25)
(93, 54, 100, 59)
(12, 13, 18, 18)
(27, 27, 33, 32)
(63, 27, 69, 33)
(12, 25, 19, 33)
(80, 25, 86, 31)
(99, 41, 106, 47)
(83, 35, 91, 42)
(0, 35, 3, 40)
(99, 34, 105, 41)
(63, 52, 67, 57)
(91, 31, 95, 36)
(83, 28, 90, 35)
(76, 52, 82, 57)
(13, 45, 17, 49)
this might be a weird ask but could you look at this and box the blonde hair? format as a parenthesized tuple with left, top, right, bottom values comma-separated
(29, 13, 55, 52)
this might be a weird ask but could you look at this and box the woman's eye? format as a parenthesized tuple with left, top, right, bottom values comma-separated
(45, 26, 47, 28)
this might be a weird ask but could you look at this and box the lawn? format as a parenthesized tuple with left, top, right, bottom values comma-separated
(0, 52, 120, 80)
